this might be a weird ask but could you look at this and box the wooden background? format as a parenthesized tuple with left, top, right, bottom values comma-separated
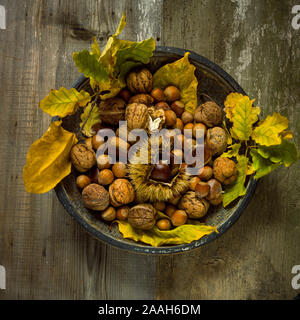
(0, 0, 299, 300)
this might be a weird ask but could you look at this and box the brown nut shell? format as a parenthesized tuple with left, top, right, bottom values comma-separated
(194, 101, 223, 127)
(99, 97, 126, 125)
(109, 179, 135, 207)
(128, 204, 156, 230)
(213, 157, 238, 185)
(206, 127, 227, 155)
(126, 68, 153, 93)
(125, 103, 149, 131)
(128, 93, 154, 106)
(82, 184, 110, 211)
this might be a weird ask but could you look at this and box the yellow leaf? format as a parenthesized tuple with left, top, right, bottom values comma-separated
(252, 112, 289, 146)
(224, 92, 244, 121)
(230, 96, 260, 141)
(116, 221, 217, 246)
(90, 37, 101, 57)
(23, 121, 77, 194)
(152, 52, 198, 114)
(280, 130, 293, 140)
(80, 103, 101, 137)
(40, 87, 91, 117)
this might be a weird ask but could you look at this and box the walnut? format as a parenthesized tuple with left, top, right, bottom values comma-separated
(128, 93, 154, 106)
(82, 183, 110, 211)
(148, 107, 166, 130)
(179, 191, 210, 219)
(194, 101, 223, 127)
(125, 103, 149, 131)
(109, 178, 135, 207)
(213, 157, 238, 185)
(128, 204, 156, 230)
(126, 68, 153, 93)
(205, 127, 227, 155)
(70, 143, 96, 172)
(99, 97, 126, 125)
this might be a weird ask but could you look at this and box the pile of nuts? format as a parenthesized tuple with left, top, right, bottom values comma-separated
(70, 67, 238, 232)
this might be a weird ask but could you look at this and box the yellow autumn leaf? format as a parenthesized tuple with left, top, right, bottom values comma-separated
(40, 87, 91, 117)
(116, 221, 217, 246)
(90, 37, 101, 57)
(224, 92, 245, 121)
(23, 121, 77, 194)
(230, 96, 260, 141)
(80, 103, 101, 137)
(252, 112, 289, 146)
(152, 52, 198, 114)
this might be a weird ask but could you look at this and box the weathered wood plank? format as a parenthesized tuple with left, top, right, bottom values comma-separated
(0, 0, 161, 300)
(157, 0, 300, 300)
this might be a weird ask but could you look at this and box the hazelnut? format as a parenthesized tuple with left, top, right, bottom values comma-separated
(166, 204, 176, 217)
(173, 118, 184, 131)
(99, 97, 126, 125)
(82, 184, 110, 211)
(206, 127, 227, 155)
(125, 103, 149, 131)
(91, 128, 108, 150)
(70, 144, 96, 172)
(96, 154, 112, 170)
(171, 149, 184, 163)
(174, 134, 185, 149)
(97, 169, 114, 185)
(209, 194, 223, 206)
(195, 181, 210, 199)
(149, 163, 172, 183)
(171, 210, 187, 226)
(157, 219, 171, 230)
(206, 179, 222, 201)
(109, 179, 135, 207)
(76, 175, 91, 189)
(155, 101, 170, 111)
(106, 136, 130, 155)
(128, 93, 154, 106)
(197, 166, 213, 180)
(164, 110, 177, 127)
(119, 89, 132, 102)
(183, 123, 194, 138)
(192, 123, 207, 139)
(153, 201, 166, 211)
(179, 191, 210, 219)
(112, 162, 127, 178)
(128, 204, 156, 230)
(194, 101, 223, 127)
(171, 101, 185, 117)
(126, 68, 153, 93)
(164, 86, 180, 102)
(189, 176, 200, 191)
(181, 111, 194, 124)
(151, 88, 165, 102)
(213, 157, 238, 185)
(116, 206, 130, 221)
(101, 206, 116, 221)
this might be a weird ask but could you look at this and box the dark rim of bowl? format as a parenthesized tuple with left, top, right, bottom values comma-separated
(55, 46, 257, 255)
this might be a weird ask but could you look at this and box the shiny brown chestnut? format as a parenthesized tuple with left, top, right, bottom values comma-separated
(149, 163, 172, 183)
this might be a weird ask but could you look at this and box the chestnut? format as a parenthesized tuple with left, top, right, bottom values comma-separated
(206, 179, 222, 201)
(150, 163, 172, 183)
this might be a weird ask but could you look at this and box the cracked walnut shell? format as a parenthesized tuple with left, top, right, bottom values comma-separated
(128, 204, 156, 230)
(109, 178, 135, 207)
(82, 183, 110, 211)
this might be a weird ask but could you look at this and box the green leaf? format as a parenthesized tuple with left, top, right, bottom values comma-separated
(223, 155, 248, 207)
(116, 221, 217, 246)
(152, 52, 198, 114)
(250, 149, 281, 179)
(40, 87, 91, 117)
(221, 143, 241, 158)
(80, 103, 101, 137)
(230, 96, 260, 141)
(252, 112, 289, 146)
(72, 50, 110, 84)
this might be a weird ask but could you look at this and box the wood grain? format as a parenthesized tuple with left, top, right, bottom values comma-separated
(157, 0, 300, 300)
(0, 0, 160, 300)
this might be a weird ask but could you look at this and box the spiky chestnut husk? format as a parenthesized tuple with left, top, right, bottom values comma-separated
(127, 141, 190, 202)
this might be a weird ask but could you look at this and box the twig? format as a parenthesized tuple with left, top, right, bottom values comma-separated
(80, 91, 100, 133)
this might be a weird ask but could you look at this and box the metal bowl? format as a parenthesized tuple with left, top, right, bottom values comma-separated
(55, 46, 257, 254)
